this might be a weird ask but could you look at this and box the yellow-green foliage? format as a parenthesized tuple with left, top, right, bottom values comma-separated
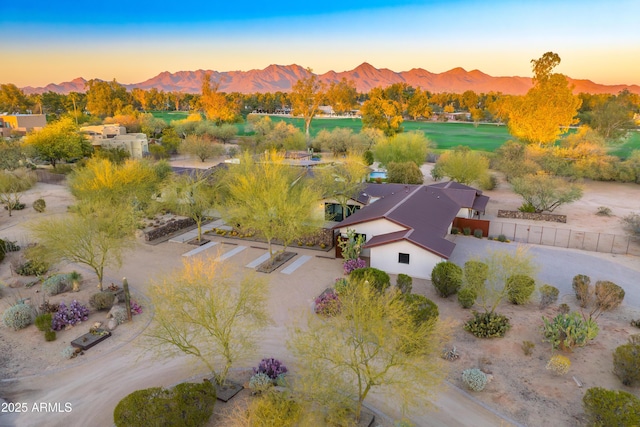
(546, 354, 571, 375)
(243, 391, 302, 427)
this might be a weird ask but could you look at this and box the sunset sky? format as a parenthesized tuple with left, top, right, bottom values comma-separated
(2, 0, 639, 88)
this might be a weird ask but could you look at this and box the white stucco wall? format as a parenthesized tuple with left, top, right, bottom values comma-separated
(339, 218, 407, 243)
(369, 240, 444, 279)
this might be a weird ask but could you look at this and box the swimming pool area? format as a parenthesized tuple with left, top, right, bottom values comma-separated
(369, 171, 387, 180)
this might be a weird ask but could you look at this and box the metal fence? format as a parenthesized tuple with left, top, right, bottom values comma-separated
(489, 221, 640, 256)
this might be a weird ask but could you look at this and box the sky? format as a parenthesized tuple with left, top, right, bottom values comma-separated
(2, 0, 639, 88)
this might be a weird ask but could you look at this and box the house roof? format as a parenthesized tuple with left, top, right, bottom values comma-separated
(334, 181, 489, 259)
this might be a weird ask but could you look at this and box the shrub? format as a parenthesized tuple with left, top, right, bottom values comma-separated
(473, 229, 483, 238)
(38, 299, 59, 314)
(431, 261, 463, 297)
(463, 311, 511, 338)
(594, 280, 625, 311)
(558, 303, 570, 314)
(110, 306, 129, 325)
(631, 319, 640, 329)
(89, 291, 116, 311)
(541, 312, 599, 351)
(506, 274, 536, 305)
(478, 173, 497, 191)
(343, 258, 366, 275)
(51, 300, 89, 331)
(35, 312, 52, 331)
(314, 290, 341, 317)
(249, 373, 274, 394)
(2, 302, 35, 330)
(613, 337, 640, 386)
(0, 239, 20, 255)
(244, 390, 302, 427)
(572, 274, 592, 308)
(518, 202, 536, 213)
(61, 346, 77, 360)
(254, 358, 288, 380)
(461, 368, 488, 391)
(42, 273, 75, 296)
(622, 212, 640, 236)
(596, 206, 612, 216)
(44, 330, 56, 341)
(539, 284, 559, 308)
(349, 267, 390, 293)
(333, 278, 350, 295)
(441, 346, 460, 361)
(546, 354, 571, 375)
(522, 340, 535, 356)
(32, 198, 46, 213)
(400, 294, 439, 324)
(16, 260, 49, 276)
(462, 227, 471, 236)
(583, 387, 640, 427)
(457, 287, 477, 309)
(451, 227, 459, 235)
(463, 260, 488, 291)
(497, 234, 507, 242)
(114, 381, 216, 427)
(130, 300, 143, 315)
(396, 274, 412, 294)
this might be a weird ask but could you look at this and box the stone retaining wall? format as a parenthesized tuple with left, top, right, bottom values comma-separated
(497, 210, 567, 223)
(144, 218, 196, 241)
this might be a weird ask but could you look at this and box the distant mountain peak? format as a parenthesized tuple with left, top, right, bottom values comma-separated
(19, 64, 640, 96)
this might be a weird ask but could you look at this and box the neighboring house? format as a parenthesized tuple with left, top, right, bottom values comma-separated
(80, 124, 149, 159)
(0, 114, 47, 137)
(334, 182, 489, 279)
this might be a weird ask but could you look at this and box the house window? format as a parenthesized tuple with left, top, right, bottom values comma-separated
(398, 253, 410, 264)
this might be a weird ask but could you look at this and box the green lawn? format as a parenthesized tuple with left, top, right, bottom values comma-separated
(151, 111, 190, 123)
(608, 131, 640, 159)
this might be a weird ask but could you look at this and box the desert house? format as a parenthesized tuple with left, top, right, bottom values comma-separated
(80, 124, 149, 159)
(0, 114, 47, 137)
(334, 182, 489, 279)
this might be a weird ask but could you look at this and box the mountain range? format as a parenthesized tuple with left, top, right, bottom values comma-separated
(20, 62, 640, 96)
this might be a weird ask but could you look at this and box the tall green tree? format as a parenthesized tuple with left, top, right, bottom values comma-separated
(505, 52, 582, 145)
(511, 172, 583, 213)
(360, 87, 403, 136)
(387, 161, 424, 184)
(85, 79, 130, 118)
(178, 135, 225, 162)
(290, 70, 326, 139)
(23, 117, 91, 168)
(223, 151, 322, 260)
(0, 84, 31, 113)
(325, 78, 358, 115)
(432, 146, 490, 185)
(200, 72, 240, 124)
(29, 201, 137, 290)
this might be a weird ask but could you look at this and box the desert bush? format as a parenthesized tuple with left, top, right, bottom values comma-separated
(343, 258, 366, 275)
(461, 368, 487, 391)
(451, 227, 459, 235)
(35, 312, 52, 331)
(473, 229, 483, 238)
(594, 280, 625, 311)
(399, 293, 439, 324)
(559, 303, 570, 314)
(506, 274, 536, 305)
(539, 284, 560, 308)
(542, 311, 599, 351)
(32, 198, 46, 213)
(462, 227, 471, 236)
(478, 173, 497, 191)
(254, 358, 288, 380)
(314, 289, 341, 317)
(457, 287, 477, 309)
(518, 202, 537, 213)
(463, 260, 488, 290)
(242, 390, 302, 427)
(333, 278, 350, 296)
(16, 259, 49, 276)
(2, 302, 35, 330)
(42, 273, 75, 296)
(631, 319, 640, 328)
(113, 381, 216, 427)
(0, 238, 20, 255)
(61, 346, 77, 359)
(431, 261, 463, 297)
(44, 329, 56, 341)
(622, 212, 640, 236)
(521, 340, 535, 356)
(572, 274, 592, 308)
(110, 305, 129, 325)
(51, 300, 89, 331)
(613, 336, 640, 386)
(596, 206, 612, 216)
(463, 311, 511, 338)
(497, 234, 508, 242)
(89, 291, 116, 311)
(349, 267, 390, 293)
(441, 346, 460, 361)
(546, 354, 571, 375)
(396, 273, 412, 294)
(583, 387, 640, 427)
(249, 373, 273, 394)
(38, 299, 59, 314)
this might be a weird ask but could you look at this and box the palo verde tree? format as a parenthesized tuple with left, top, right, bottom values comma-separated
(23, 116, 91, 168)
(432, 146, 490, 185)
(374, 131, 432, 167)
(290, 69, 326, 139)
(160, 171, 218, 242)
(223, 150, 323, 260)
(178, 134, 225, 162)
(511, 172, 583, 213)
(288, 279, 447, 424)
(144, 256, 271, 386)
(29, 200, 137, 290)
(505, 52, 582, 146)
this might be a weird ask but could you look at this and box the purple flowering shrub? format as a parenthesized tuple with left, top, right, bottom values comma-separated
(254, 358, 288, 380)
(51, 300, 89, 331)
(130, 300, 143, 315)
(314, 289, 341, 317)
(343, 258, 366, 275)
